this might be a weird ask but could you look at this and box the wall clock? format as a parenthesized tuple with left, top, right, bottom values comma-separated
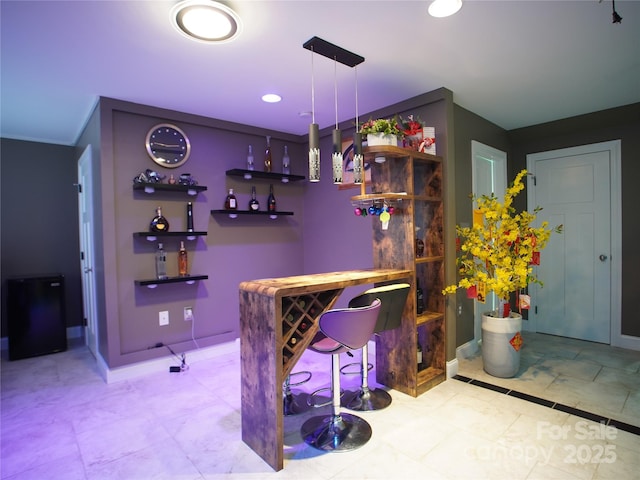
(145, 123, 191, 168)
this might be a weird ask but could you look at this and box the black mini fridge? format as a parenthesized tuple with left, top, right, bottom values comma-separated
(7, 275, 67, 360)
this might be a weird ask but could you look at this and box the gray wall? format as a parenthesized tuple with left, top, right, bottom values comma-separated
(451, 105, 511, 347)
(89, 98, 309, 368)
(1, 138, 83, 335)
(3, 98, 638, 368)
(508, 103, 640, 338)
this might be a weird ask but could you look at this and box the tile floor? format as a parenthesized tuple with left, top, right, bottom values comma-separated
(1, 332, 639, 479)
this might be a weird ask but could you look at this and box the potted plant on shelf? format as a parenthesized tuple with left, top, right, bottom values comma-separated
(443, 169, 562, 378)
(359, 117, 403, 146)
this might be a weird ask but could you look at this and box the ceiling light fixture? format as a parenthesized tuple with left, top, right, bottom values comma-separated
(262, 94, 282, 103)
(171, 0, 242, 43)
(303, 37, 364, 184)
(428, 0, 463, 18)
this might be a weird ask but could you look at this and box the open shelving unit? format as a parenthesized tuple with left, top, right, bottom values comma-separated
(132, 182, 208, 287)
(356, 145, 446, 396)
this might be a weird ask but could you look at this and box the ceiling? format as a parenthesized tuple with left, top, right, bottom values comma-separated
(1, 0, 639, 146)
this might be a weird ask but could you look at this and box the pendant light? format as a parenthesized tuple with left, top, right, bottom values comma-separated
(352, 65, 364, 185)
(332, 57, 343, 184)
(302, 37, 364, 184)
(308, 46, 321, 183)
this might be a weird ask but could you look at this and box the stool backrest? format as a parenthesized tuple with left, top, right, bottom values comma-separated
(319, 299, 381, 350)
(348, 283, 410, 333)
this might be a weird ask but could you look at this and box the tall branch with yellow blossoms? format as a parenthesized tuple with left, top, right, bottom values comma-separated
(443, 169, 562, 304)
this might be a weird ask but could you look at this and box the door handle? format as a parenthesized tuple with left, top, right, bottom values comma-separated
(599, 254, 608, 262)
(84, 267, 93, 273)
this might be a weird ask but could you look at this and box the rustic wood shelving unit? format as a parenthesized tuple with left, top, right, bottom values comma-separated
(356, 145, 446, 396)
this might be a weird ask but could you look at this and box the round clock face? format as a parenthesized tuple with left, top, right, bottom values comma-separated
(145, 123, 191, 168)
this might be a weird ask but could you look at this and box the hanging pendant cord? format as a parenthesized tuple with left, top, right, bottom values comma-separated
(334, 56, 339, 129)
(355, 65, 359, 127)
(311, 47, 316, 124)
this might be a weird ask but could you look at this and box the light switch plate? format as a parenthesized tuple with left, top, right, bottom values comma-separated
(159, 310, 169, 326)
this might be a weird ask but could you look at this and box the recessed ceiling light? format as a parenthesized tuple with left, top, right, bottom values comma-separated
(171, 0, 242, 44)
(262, 94, 282, 103)
(428, 0, 463, 18)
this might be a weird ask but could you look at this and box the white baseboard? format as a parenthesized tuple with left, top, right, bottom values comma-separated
(456, 338, 479, 360)
(98, 338, 241, 384)
(612, 333, 640, 351)
(446, 358, 458, 378)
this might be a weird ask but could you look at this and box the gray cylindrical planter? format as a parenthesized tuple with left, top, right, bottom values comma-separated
(481, 312, 523, 378)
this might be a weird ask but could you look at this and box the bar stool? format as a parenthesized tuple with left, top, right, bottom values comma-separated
(343, 283, 410, 411)
(300, 299, 381, 452)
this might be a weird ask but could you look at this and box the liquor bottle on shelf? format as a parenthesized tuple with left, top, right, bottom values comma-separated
(264, 136, 272, 172)
(155, 243, 167, 280)
(248, 186, 260, 211)
(282, 145, 290, 175)
(178, 241, 188, 276)
(247, 145, 254, 171)
(417, 334, 423, 370)
(224, 188, 237, 210)
(416, 280, 425, 314)
(186, 202, 194, 232)
(150, 206, 169, 232)
(267, 184, 276, 212)
(289, 332, 301, 347)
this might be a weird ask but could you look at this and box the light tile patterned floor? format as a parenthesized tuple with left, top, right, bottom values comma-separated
(1, 333, 639, 479)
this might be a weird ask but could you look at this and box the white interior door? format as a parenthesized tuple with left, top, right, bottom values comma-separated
(471, 141, 507, 343)
(77, 146, 98, 357)
(527, 143, 616, 344)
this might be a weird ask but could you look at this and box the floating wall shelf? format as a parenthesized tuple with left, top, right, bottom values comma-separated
(225, 169, 305, 184)
(133, 231, 207, 241)
(135, 275, 208, 288)
(133, 183, 208, 195)
(211, 209, 293, 219)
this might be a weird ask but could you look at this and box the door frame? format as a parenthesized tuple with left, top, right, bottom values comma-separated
(77, 145, 99, 357)
(526, 140, 631, 349)
(471, 140, 507, 347)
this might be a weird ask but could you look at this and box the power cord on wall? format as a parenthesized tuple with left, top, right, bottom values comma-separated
(190, 309, 200, 351)
(147, 342, 188, 372)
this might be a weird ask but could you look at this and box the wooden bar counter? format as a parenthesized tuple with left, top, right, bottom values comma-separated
(239, 268, 411, 471)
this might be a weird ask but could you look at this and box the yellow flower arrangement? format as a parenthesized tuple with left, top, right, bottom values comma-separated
(443, 169, 562, 303)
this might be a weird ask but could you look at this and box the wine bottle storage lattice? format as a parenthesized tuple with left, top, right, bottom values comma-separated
(281, 289, 339, 364)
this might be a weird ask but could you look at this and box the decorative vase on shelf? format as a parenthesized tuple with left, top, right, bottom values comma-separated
(481, 311, 523, 378)
(366, 133, 398, 147)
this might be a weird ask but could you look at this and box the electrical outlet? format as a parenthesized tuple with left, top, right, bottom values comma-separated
(159, 310, 169, 326)
(184, 306, 194, 322)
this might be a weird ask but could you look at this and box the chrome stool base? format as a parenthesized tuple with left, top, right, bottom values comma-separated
(283, 371, 312, 416)
(283, 390, 311, 416)
(345, 386, 392, 411)
(301, 413, 372, 451)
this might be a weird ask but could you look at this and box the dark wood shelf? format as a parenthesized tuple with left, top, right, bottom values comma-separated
(135, 275, 208, 287)
(362, 145, 442, 163)
(225, 169, 305, 183)
(133, 183, 207, 195)
(211, 209, 294, 218)
(133, 231, 207, 240)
